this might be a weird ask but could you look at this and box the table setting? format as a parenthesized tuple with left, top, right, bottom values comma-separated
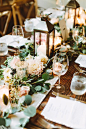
(0, 1, 86, 128)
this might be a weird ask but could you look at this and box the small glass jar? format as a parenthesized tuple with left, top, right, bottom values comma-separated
(9, 84, 20, 108)
(19, 86, 30, 97)
(15, 61, 27, 79)
(24, 18, 33, 32)
(0, 43, 8, 56)
(70, 72, 86, 95)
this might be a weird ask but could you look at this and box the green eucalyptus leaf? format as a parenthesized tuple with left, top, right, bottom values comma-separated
(24, 95, 32, 105)
(29, 86, 36, 95)
(33, 79, 44, 84)
(48, 74, 54, 80)
(19, 118, 29, 127)
(44, 83, 50, 90)
(0, 75, 4, 79)
(26, 79, 33, 83)
(22, 77, 28, 81)
(1, 65, 6, 69)
(3, 112, 9, 118)
(5, 118, 11, 127)
(72, 44, 78, 50)
(24, 106, 36, 117)
(11, 107, 18, 114)
(40, 87, 46, 93)
(35, 86, 42, 91)
(42, 73, 49, 81)
(0, 117, 5, 126)
(82, 49, 86, 54)
(0, 69, 4, 73)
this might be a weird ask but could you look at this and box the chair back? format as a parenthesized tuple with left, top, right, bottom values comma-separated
(13, 0, 34, 5)
(0, 0, 11, 12)
(12, 0, 38, 25)
(0, 0, 12, 36)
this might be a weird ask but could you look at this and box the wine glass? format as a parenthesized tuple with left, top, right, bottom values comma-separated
(52, 52, 69, 93)
(12, 25, 24, 53)
(73, 26, 85, 45)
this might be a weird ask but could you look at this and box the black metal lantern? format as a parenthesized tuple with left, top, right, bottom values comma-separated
(34, 17, 55, 58)
(65, 0, 80, 28)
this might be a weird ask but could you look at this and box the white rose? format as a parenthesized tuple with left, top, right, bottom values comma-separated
(3, 67, 12, 75)
(4, 74, 12, 82)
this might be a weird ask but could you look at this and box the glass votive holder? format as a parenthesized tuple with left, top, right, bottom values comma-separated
(15, 61, 27, 79)
(9, 84, 20, 108)
(0, 43, 8, 56)
(19, 86, 30, 97)
(70, 72, 86, 95)
(24, 18, 34, 32)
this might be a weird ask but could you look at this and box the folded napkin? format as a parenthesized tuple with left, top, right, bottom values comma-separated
(0, 35, 30, 48)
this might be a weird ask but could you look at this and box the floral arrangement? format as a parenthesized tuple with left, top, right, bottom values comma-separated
(0, 42, 54, 128)
(3, 54, 46, 83)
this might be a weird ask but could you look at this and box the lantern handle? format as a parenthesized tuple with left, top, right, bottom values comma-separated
(41, 13, 52, 21)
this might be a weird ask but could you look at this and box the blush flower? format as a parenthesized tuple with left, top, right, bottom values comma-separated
(3, 67, 12, 75)
(27, 58, 44, 75)
(9, 56, 20, 69)
(25, 54, 33, 62)
(36, 53, 48, 64)
(4, 74, 12, 83)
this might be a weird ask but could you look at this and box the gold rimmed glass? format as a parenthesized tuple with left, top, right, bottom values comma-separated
(52, 52, 69, 93)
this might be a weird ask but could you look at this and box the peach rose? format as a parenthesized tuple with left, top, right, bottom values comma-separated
(9, 57, 20, 69)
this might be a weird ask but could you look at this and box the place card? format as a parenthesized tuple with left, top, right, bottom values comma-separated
(59, 18, 69, 41)
(41, 96, 86, 129)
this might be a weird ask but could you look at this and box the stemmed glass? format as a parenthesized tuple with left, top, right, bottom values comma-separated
(52, 52, 69, 93)
(73, 26, 85, 45)
(12, 25, 24, 53)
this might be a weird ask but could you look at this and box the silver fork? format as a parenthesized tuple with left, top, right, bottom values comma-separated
(37, 117, 67, 129)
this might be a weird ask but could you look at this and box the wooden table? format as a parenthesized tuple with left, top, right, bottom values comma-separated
(0, 50, 86, 129)
(25, 59, 86, 129)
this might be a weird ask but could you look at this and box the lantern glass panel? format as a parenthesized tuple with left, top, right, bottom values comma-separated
(34, 18, 55, 58)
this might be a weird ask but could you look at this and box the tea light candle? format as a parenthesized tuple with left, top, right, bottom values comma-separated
(0, 85, 9, 111)
(0, 43, 8, 56)
(66, 17, 73, 29)
(37, 45, 46, 56)
(19, 86, 30, 97)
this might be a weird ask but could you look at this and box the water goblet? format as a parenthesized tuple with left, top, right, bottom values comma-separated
(70, 72, 86, 95)
(12, 25, 24, 53)
(52, 52, 69, 93)
(73, 26, 85, 45)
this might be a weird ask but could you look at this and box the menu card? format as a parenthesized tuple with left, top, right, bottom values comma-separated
(75, 54, 86, 68)
(59, 18, 69, 41)
(41, 97, 86, 129)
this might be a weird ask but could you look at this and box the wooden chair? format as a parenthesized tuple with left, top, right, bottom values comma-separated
(12, 0, 38, 26)
(0, 0, 12, 36)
